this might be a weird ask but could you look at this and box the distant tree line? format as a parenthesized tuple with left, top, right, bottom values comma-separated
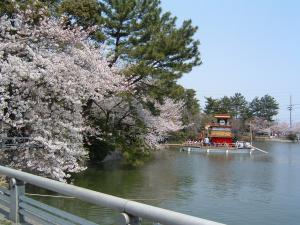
(204, 93, 279, 122)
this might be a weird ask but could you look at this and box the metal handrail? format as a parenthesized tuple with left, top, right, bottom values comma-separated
(0, 165, 225, 225)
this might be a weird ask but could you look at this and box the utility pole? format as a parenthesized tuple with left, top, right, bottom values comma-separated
(287, 95, 293, 128)
(249, 120, 253, 145)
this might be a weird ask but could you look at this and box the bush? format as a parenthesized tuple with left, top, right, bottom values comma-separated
(286, 132, 297, 141)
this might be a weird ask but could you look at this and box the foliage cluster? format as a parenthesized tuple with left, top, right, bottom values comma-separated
(204, 93, 279, 122)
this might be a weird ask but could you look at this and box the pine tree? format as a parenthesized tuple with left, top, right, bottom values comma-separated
(230, 93, 248, 119)
(250, 95, 279, 121)
(0, 0, 59, 17)
(59, 0, 201, 98)
(59, 0, 104, 41)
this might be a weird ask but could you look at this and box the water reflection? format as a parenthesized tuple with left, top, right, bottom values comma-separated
(28, 142, 300, 225)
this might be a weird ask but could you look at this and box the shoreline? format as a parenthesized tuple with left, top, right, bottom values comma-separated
(162, 138, 299, 147)
(248, 137, 299, 143)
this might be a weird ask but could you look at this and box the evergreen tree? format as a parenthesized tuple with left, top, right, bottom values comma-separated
(204, 97, 221, 115)
(59, 0, 201, 99)
(230, 93, 248, 119)
(60, 0, 102, 28)
(0, 0, 59, 17)
(59, 0, 202, 132)
(59, 0, 104, 41)
(250, 95, 279, 121)
(204, 96, 232, 115)
(219, 96, 232, 113)
(180, 89, 201, 138)
(182, 89, 201, 137)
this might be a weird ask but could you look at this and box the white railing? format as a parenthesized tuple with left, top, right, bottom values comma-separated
(0, 165, 225, 225)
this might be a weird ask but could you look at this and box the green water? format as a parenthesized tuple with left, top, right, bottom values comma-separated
(30, 142, 300, 225)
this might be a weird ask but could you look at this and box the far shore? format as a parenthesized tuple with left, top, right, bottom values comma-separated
(251, 137, 298, 143)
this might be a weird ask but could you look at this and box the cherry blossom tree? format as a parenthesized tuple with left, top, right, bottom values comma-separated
(0, 9, 126, 180)
(89, 95, 184, 148)
(89, 95, 184, 166)
(249, 117, 271, 134)
(270, 122, 289, 137)
(139, 98, 184, 148)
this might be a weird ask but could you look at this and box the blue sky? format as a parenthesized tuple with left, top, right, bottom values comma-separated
(161, 0, 300, 122)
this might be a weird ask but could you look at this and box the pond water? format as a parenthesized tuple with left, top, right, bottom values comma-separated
(30, 142, 300, 225)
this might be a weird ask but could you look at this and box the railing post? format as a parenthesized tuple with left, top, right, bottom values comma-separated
(128, 215, 141, 225)
(117, 213, 141, 225)
(9, 178, 25, 223)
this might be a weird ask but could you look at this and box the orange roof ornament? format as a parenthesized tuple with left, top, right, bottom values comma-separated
(214, 114, 231, 119)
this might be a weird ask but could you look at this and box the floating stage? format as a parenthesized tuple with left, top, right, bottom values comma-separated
(181, 146, 253, 154)
(178, 114, 269, 155)
(180, 143, 268, 154)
